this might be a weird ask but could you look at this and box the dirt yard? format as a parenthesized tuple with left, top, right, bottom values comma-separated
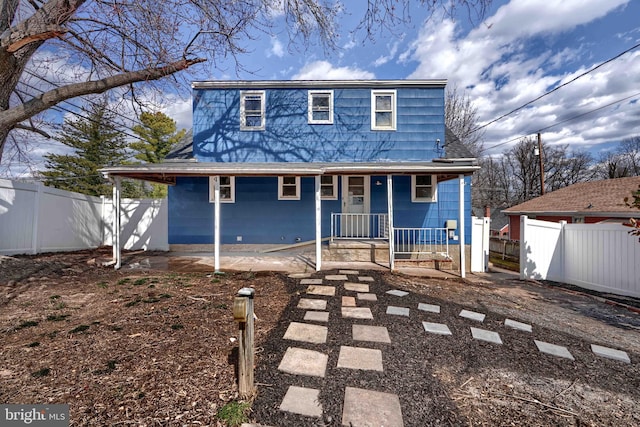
(1, 248, 639, 426)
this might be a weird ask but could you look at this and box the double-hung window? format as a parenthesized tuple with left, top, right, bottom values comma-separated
(278, 176, 300, 200)
(411, 175, 437, 202)
(371, 90, 396, 130)
(320, 176, 337, 200)
(308, 91, 333, 124)
(209, 176, 235, 203)
(240, 90, 265, 130)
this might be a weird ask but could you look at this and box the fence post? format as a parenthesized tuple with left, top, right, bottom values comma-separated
(31, 183, 43, 254)
(233, 287, 255, 399)
(559, 220, 567, 284)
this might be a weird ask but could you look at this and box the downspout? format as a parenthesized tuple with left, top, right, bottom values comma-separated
(213, 176, 221, 272)
(459, 174, 466, 278)
(315, 175, 322, 271)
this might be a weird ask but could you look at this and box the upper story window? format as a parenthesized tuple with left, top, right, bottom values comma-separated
(278, 176, 300, 200)
(371, 90, 396, 130)
(411, 175, 437, 203)
(240, 91, 265, 130)
(308, 91, 333, 124)
(209, 176, 236, 203)
(320, 175, 337, 200)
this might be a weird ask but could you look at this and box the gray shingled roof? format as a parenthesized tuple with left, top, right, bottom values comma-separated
(443, 126, 475, 159)
(165, 129, 194, 160)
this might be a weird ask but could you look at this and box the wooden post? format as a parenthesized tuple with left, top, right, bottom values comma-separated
(233, 287, 255, 398)
(537, 133, 545, 195)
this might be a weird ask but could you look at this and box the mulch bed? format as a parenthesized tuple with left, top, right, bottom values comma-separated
(251, 270, 640, 426)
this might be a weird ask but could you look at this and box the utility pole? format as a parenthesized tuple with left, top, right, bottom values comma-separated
(537, 133, 545, 195)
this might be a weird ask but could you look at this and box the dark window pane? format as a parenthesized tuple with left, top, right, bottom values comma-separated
(415, 176, 432, 186)
(376, 112, 392, 127)
(321, 187, 333, 196)
(321, 176, 333, 185)
(376, 95, 392, 110)
(220, 176, 231, 186)
(313, 95, 329, 108)
(245, 97, 261, 111)
(415, 187, 432, 199)
(313, 111, 330, 121)
(246, 115, 261, 127)
(220, 188, 231, 199)
(282, 186, 297, 197)
(283, 176, 296, 185)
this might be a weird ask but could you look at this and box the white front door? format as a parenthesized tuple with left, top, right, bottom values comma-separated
(341, 176, 370, 237)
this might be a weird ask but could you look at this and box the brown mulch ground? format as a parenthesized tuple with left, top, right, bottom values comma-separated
(1, 248, 640, 426)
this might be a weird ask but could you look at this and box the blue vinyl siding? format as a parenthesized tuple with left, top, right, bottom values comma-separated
(168, 176, 471, 244)
(192, 87, 444, 163)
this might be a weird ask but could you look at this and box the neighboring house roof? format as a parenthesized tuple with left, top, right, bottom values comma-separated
(503, 177, 640, 218)
(490, 210, 510, 231)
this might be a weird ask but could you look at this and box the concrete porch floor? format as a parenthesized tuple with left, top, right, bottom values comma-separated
(120, 245, 463, 280)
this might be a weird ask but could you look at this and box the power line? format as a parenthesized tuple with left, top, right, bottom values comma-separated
(468, 41, 640, 137)
(479, 90, 640, 153)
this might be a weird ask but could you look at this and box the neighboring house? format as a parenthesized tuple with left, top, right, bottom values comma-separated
(503, 176, 640, 240)
(102, 80, 479, 271)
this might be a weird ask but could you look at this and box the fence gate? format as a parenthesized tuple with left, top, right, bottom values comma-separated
(471, 216, 490, 272)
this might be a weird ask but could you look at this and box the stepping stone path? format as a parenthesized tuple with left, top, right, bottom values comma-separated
(277, 270, 404, 424)
(274, 270, 633, 425)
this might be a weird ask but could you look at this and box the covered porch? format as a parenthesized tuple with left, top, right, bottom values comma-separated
(101, 160, 478, 276)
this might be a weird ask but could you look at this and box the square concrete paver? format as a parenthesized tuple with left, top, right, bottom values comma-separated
(304, 311, 329, 322)
(470, 327, 502, 344)
(297, 298, 327, 310)
(353, 324, 391, 343)
(306, 285, 336, 296)
(422, 321, 452, 335)
(280, 386, 322, 418)
(386, 306, 410, 317)
(459, 309, 486, 322)
(418, 303, 440, 313)
(342, 387, 403, 427)
(534, 340, 575, 360)
(358, 276, 375, 282)
(283, 322, 328, 344)
(344, 282, 370, 292)
(342, 307, 374, 320)
(278, 347, 328, 377)
(357, 293, 378, 301)
(300, 278, 323, 285)
(326, 274, 348, 281)
(290, 273, 312, 279)
(505, 318, 532, 332)
(342, 296, 356, 307)
(591, 344, 631, 363)
(337, 346, 383, 371)
(386, 289, 409, 297)
(339, 270, 359, 275)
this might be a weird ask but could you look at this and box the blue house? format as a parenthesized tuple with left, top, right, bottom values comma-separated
(102, 80, 478, 273)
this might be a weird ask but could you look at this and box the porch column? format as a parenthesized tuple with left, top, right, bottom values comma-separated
(387, 174, 395, 271)
(213, 176, 221, 272)
(315, 175, 322, 271)
(113, 177, 122, 270)
(459, 174, 466, 278)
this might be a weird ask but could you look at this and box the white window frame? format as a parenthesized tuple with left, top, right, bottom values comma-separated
(411, 175, 437, 203)
(308, 90, 334, 124)
(240, 90, 265, 130)
(278, 176, 300, 200)
(371, 90, 397, 130)
(320, 175, 338, 200)
(209, 176, 236, 203)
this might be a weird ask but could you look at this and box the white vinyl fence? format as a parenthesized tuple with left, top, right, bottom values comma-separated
(0, 179, 168, 256)
(520, 215, 640, 298)
(471, 216, 490, 272)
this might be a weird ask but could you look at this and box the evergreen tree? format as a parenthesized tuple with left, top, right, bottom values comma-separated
(130, 111, 186, 198)
(42, 103, 129, 197)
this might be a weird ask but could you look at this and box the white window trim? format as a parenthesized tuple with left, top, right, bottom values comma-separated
(209, 176, 236, 203)
(278, 176, 300, 200)
(411, 175, 437, 203)
(371, 90, 397, 131)
(240, 90, 265, 131)
(320, 175, 338, 200)
(308, 90, 334, 124)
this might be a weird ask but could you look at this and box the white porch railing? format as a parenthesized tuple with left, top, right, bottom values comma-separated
(394, 227, 450, 259)
(330, 213, 389, 241)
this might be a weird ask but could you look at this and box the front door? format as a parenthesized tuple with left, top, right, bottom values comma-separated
(341, 176, 370, 237)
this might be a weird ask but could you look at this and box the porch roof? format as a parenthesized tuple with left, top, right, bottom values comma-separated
(100, 161, 479, 185)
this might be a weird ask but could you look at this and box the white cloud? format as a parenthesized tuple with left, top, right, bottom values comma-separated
(292, 60, 375, 80)
(269, 37, 285, 58)
(373, 39, 402, 67)
(405, 0, 635, 153)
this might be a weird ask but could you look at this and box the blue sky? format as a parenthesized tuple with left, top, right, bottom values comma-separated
(168, 0, 639, 158)
(6, 0, 640, 176)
